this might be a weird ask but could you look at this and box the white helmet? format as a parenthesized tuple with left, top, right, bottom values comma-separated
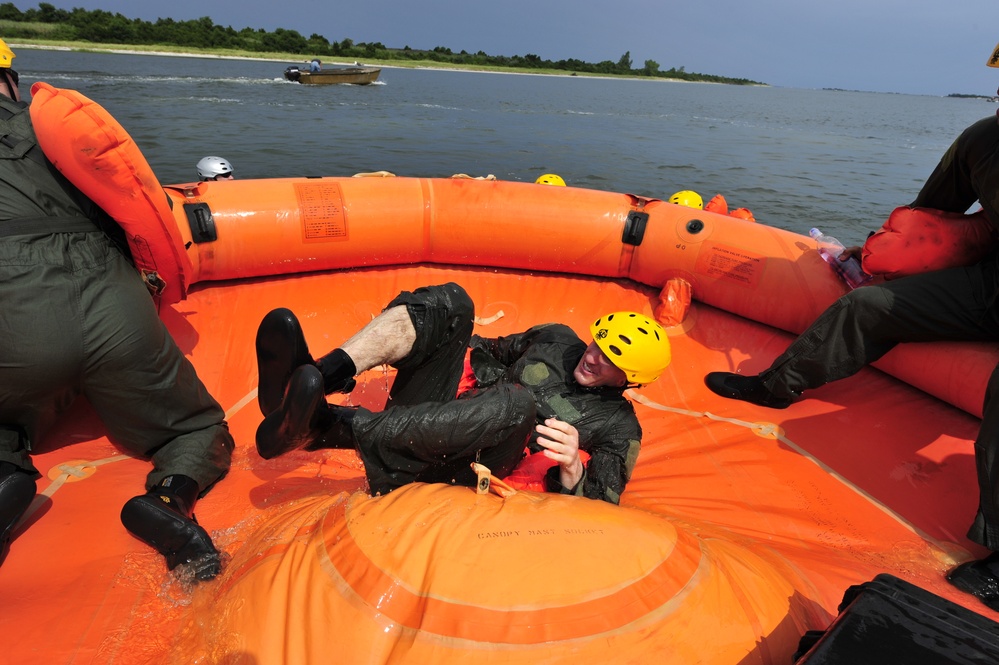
(197, 156, 234, 181)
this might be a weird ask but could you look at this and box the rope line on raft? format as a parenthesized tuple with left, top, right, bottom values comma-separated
(20, 454, 132, 525)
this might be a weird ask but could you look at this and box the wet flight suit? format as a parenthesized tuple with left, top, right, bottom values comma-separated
(755, 115, 999, 550)
(349, 283, 642, 504)
(0, 96, 232, 496)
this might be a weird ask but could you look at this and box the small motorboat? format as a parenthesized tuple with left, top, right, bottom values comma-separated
(284, 64, 381, 85)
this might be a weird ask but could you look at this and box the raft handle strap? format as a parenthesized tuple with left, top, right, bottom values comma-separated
(184, 202, 218, 243)
(471, 463, 517, 498)
(622, 210, 649, 246)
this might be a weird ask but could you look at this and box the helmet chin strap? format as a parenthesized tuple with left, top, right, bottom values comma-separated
(0, 70, 17, 101)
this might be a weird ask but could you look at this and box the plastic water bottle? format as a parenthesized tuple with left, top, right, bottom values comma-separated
(809, 227, 871, 289)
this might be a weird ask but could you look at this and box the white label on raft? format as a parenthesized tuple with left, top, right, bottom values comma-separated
(295, 182, 349, 242)
(695, 242, 766, 288)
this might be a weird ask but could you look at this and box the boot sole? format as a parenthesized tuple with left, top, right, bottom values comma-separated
(256, 364, 325, 459)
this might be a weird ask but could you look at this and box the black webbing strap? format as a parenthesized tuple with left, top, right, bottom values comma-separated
(0, 102, 40, 162)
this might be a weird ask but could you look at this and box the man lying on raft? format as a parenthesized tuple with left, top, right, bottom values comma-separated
(254, 282, 670, 503)
(705, 38, 999, 614)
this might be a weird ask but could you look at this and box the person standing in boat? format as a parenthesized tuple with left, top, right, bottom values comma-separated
(254, 282, 671, 503)
(0, 39, 234, 580)
(704, 40, 999, 613)
(309, 58, 322, 73)
(197, 155, 234, 181)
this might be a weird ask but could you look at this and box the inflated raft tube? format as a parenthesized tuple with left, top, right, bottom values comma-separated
(166, 178, 999, 417)
(166, 177, 835, 333)
(169, 483, 813, 663)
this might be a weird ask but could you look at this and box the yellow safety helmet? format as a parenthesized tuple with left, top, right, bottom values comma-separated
(535, 173, 566, 186)
(0, 39, 14, 69)
(668, 190, 703, 209)
(590, 311, 671, 385)
(988, 41, 999, 68)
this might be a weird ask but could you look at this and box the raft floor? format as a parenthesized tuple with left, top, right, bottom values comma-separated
(2, 264, 993, 664)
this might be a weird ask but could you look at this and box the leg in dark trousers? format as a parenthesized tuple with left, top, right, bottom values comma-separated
(969, 362, 999, 550)
(761, 260, 999, 400)
(353, 384, 536, 495)
(380, 282, 475, 406)
(258, 282, 537, 494)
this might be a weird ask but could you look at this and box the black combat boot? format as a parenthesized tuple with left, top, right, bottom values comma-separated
(0, 465, 36, 566)
(704, 372, 792, 409)
(120, 474, 221, 581)
(256, 308, 357, 417)
(256, 307, 316, 416)
(256, 365, 356, 459)
(947, 552, 999, 611)
(314, 347, 357, 395)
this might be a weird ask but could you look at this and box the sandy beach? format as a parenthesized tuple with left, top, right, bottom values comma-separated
(8, 40, 713, 82)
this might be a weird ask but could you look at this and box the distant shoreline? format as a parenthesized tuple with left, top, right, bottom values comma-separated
(8, 40, 740, 84)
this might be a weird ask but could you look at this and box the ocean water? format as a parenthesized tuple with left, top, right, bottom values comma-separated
(15, 47, 998, 245)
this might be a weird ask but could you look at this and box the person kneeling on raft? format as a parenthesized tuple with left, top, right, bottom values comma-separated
(0, 38, 233, 580)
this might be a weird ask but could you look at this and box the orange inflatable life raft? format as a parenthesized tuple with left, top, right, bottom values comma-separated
(7, 89, 999, 665)
(28, 82, 192, 304)
(862, 206, 998, 280)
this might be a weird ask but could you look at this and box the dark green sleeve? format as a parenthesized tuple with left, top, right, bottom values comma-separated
(580, 436, 641, 505)
(470, 325, 550, 365)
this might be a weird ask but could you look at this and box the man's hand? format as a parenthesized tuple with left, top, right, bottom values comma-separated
(839, 245, 863, 262)
(536, 418, 583, 489)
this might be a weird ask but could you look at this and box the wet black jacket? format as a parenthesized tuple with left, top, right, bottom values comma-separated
(469, 323, 641, 504)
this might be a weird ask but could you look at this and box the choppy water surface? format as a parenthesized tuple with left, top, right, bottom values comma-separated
(17, 47, 997, 244)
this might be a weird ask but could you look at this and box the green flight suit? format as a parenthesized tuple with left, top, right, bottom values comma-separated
(0, 96, 232, 492)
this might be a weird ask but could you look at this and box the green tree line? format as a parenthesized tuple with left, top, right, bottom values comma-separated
(0, 2, 763, 85)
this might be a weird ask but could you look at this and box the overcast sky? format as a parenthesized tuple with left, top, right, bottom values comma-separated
(31, 0, 999, 96)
